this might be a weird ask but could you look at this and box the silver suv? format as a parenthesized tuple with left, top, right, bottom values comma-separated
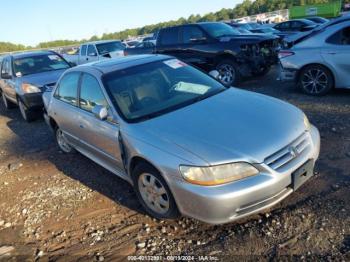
(43, 55, 320, 224)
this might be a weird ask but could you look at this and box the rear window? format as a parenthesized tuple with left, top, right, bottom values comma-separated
(13, 54, 70, 77)
(159, 27, 180, 45)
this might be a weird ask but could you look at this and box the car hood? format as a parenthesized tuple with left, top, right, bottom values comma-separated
(133, 88, 306, 165)
(17, 69, 67, 90)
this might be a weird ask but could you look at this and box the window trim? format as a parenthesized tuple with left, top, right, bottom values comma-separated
(78, 72, 110, 114)
(53, 72, 82, 107)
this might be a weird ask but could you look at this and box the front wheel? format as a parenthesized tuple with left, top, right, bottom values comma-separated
(55, 127, 75, 153)
(133, 163, 180, 220)
(216, 60, 241, 87)
(298, 65, 334, 96)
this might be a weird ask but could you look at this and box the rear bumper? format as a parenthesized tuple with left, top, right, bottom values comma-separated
(170, 126, 320, 224)
(20, 93, 43, 110)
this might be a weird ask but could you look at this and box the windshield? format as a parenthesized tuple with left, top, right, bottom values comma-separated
(96, 41, 125, 55)
(103, 59, 226, 122)
(200, 23, 241, 38)
(13, 54, 70, 77)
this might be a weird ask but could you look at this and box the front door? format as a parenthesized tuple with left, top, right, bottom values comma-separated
(76, 72, 124, 172)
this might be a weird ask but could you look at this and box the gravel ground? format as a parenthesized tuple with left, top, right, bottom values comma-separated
(0, 67, 349, 261)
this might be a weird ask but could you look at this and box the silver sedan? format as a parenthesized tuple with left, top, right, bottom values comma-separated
(43, 55, 320, 224)
(279, 16, 350, 95)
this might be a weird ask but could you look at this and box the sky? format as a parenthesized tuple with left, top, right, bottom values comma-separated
(0, 0, 241, 46)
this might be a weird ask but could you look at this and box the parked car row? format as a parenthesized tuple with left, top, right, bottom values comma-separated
(2, 15, 348, 224)
(0, 46, 321, 224)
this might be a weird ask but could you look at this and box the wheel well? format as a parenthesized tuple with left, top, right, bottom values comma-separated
(49, 117, 58, 130)
(297, 63, 335, 85)
(129, 156, 158, 176)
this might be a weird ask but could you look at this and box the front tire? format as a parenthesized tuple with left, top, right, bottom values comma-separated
(55, 127, 75, 153)
(216, 60, 241, 87)
(18, 99, 36, 122)
(298, 65, 334, 96)
(132, 163, 180, 220)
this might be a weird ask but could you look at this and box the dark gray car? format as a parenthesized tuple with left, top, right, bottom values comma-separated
(0, 50, 71, 122)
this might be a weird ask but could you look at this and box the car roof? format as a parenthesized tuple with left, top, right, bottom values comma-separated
(76, 54, 171, 74)
(82, 40, 121, 45)
(5, 50, 56, 59)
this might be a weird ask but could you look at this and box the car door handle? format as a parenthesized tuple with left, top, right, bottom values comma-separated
(327, 52, 337, 55)
(79, 124, 84, 129)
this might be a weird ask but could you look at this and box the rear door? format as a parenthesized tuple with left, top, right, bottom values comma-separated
(322, 25, 350, 88)
(76, 72, 124, 172)
(51, 72, 81, 146)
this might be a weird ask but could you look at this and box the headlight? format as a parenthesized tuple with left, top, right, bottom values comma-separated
(304, 114, 311, 131)
(180, 162, 259, 186)
(21, 83, 41, 93)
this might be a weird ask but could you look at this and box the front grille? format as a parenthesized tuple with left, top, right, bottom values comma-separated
(265, 132, 310, 171)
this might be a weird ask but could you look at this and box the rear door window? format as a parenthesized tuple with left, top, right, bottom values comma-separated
(54, 72, 80, 106)
(159, 27, 180, 45)
(79, 73, 108, 112)
(327, 26, 350, 45)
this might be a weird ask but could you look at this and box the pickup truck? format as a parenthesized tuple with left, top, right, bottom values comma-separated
(124, 22, 280, 86)
(63, 40, 125, 65)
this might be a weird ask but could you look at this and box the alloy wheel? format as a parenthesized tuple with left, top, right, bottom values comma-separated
(138, 173, 170, 215)
(217, 64, 236, 86)
(301, 68, 329, 95)
(56, 128, 72, 153)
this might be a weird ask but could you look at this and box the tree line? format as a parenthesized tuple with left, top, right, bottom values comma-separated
(0, 0, 348, 53)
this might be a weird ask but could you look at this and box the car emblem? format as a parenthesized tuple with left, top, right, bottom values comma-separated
(288, 146, 298, 158)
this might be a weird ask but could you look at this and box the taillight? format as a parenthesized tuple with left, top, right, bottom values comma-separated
(278, 51, 295, 59)
(123, 50, 128, 56)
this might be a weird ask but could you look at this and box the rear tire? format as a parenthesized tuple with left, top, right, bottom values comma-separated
(298, 65, 333, 96)
(216, 60, 241, 87)
(132, 162, 180, 220)
(18, 99, 36, 122)
(2, 92, 16, 109)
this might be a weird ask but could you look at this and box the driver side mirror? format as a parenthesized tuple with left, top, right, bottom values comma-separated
(209, 70, 220, 80)
(92, 105, 108, 121)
